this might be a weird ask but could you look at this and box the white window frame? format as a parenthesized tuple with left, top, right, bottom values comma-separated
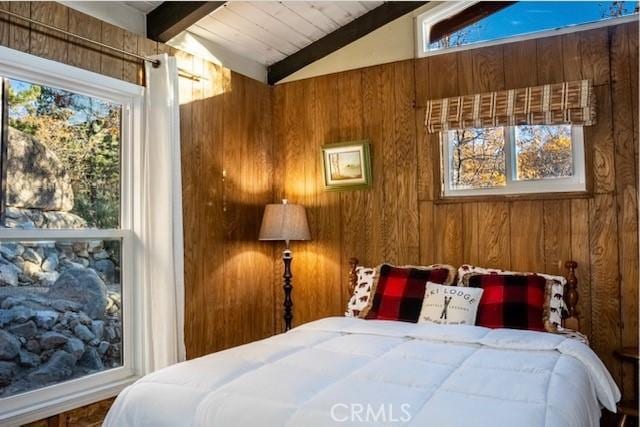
(441, 125, 586, 198)
(0, 45, 145, 426)
(416, 2, 638, 58)
(415, 1, 476, 58)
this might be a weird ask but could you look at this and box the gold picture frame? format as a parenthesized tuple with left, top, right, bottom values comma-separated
(321, 141, 372, 191)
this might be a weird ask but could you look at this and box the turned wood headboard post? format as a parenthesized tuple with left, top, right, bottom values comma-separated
(348, 257, 359, 295)
(563, 260, 580, 331)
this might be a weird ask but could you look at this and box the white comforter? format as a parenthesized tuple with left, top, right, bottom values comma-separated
(105, 317, 620, 427)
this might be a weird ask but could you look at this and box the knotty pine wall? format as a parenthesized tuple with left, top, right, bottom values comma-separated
(0, 2, 275, 425)
(178, 55, 275, 359)
(272, 21, 639, 398)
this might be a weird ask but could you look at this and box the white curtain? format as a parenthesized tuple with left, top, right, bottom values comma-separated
(140, 54, 185, 373)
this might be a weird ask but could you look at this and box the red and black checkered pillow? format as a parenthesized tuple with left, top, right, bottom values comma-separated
(363, 264, 453, 323)
(467, 273, 546, 331)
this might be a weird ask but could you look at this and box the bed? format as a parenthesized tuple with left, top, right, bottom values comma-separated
(105, 261, 620, 427)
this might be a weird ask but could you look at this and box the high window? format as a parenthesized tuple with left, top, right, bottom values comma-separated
(0, 46, 143, 423)
(418, 1, 639, 55)
(441, 125, 585, 197)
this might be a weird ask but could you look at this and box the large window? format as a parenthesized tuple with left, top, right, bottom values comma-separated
(0, 46, 143, 424)
(418, 1, 639, 55)
(442, 125, 586, 197)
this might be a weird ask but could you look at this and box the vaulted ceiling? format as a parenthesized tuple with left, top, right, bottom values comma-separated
(188, 2, 383, 66)
(145, 1, 429, 83)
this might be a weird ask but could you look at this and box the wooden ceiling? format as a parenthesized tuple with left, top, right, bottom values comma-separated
(125, 1, 162, 14)
(146, 1, 428, 83)
(187, 2, 383, 66)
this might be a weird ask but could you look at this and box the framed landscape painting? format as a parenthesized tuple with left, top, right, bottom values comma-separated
(321, 141, 372, 191)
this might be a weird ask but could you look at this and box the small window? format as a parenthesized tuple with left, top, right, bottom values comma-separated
(419, 1, 639, 55)
(441, 125, 586, 197)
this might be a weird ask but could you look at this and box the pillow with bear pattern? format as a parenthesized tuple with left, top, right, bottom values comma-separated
(346, 263, 457, 319)
(345, 266, 376, 317)
(457, 264, 567, 332)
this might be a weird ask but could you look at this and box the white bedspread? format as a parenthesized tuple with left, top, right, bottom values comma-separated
(105, 317, 619, 427)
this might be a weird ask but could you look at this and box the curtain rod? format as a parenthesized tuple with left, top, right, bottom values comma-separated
(0, 8, 205, 82)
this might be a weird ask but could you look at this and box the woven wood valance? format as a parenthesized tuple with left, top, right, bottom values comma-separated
(424, 80, 595, 133)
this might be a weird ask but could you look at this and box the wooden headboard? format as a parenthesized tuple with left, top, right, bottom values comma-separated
(348, 258, 581, 331)
(563, 261, 580, 331)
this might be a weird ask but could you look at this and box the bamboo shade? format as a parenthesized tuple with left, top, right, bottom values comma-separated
(425, 80, 596, 133)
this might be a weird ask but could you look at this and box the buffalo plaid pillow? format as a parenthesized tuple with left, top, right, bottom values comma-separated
(467, 273, 546, 331)
(364, 264, 452, 323)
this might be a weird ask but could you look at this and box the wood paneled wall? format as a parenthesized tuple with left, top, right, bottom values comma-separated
(272, 22, 639, 398)
(0, 1, 168, 86)
(177, 53, 275, 359)
(272, 61, 420, 330)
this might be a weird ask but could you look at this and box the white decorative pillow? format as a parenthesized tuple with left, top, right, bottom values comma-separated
(345, 266, 376, 317)
(418, 282, 484, 325)
(457, 264, 567, 332)
(544, 280, 568, 332)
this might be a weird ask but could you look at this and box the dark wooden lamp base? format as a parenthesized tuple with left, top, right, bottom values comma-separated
(282, 248, 293, 332)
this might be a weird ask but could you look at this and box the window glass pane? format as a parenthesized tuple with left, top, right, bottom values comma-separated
(0, 239, 122, 398)
(515, 125, 573, 180)
(429, 1, 638, 51)
(448, 128, 506, 189)
(3, 79, 121, 229)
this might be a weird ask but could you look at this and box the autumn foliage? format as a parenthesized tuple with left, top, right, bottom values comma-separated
(7, 80, 121, 228)
(448, 125, 573, 189)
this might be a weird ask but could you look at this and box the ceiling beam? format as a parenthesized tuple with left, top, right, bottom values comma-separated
(430, 1, 516, 43)
(267, 1, 428, 85)
(147, 1, 226, 43)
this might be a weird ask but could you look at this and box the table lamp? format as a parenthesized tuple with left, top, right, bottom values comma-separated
(259, 199, 311, 331)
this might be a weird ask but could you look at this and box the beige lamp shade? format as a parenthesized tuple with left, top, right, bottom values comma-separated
(259, 200, 311, 243)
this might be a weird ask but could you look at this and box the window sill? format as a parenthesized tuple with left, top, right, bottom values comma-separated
(434, 191, 592, 204)
(1, 375, 137, 427)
